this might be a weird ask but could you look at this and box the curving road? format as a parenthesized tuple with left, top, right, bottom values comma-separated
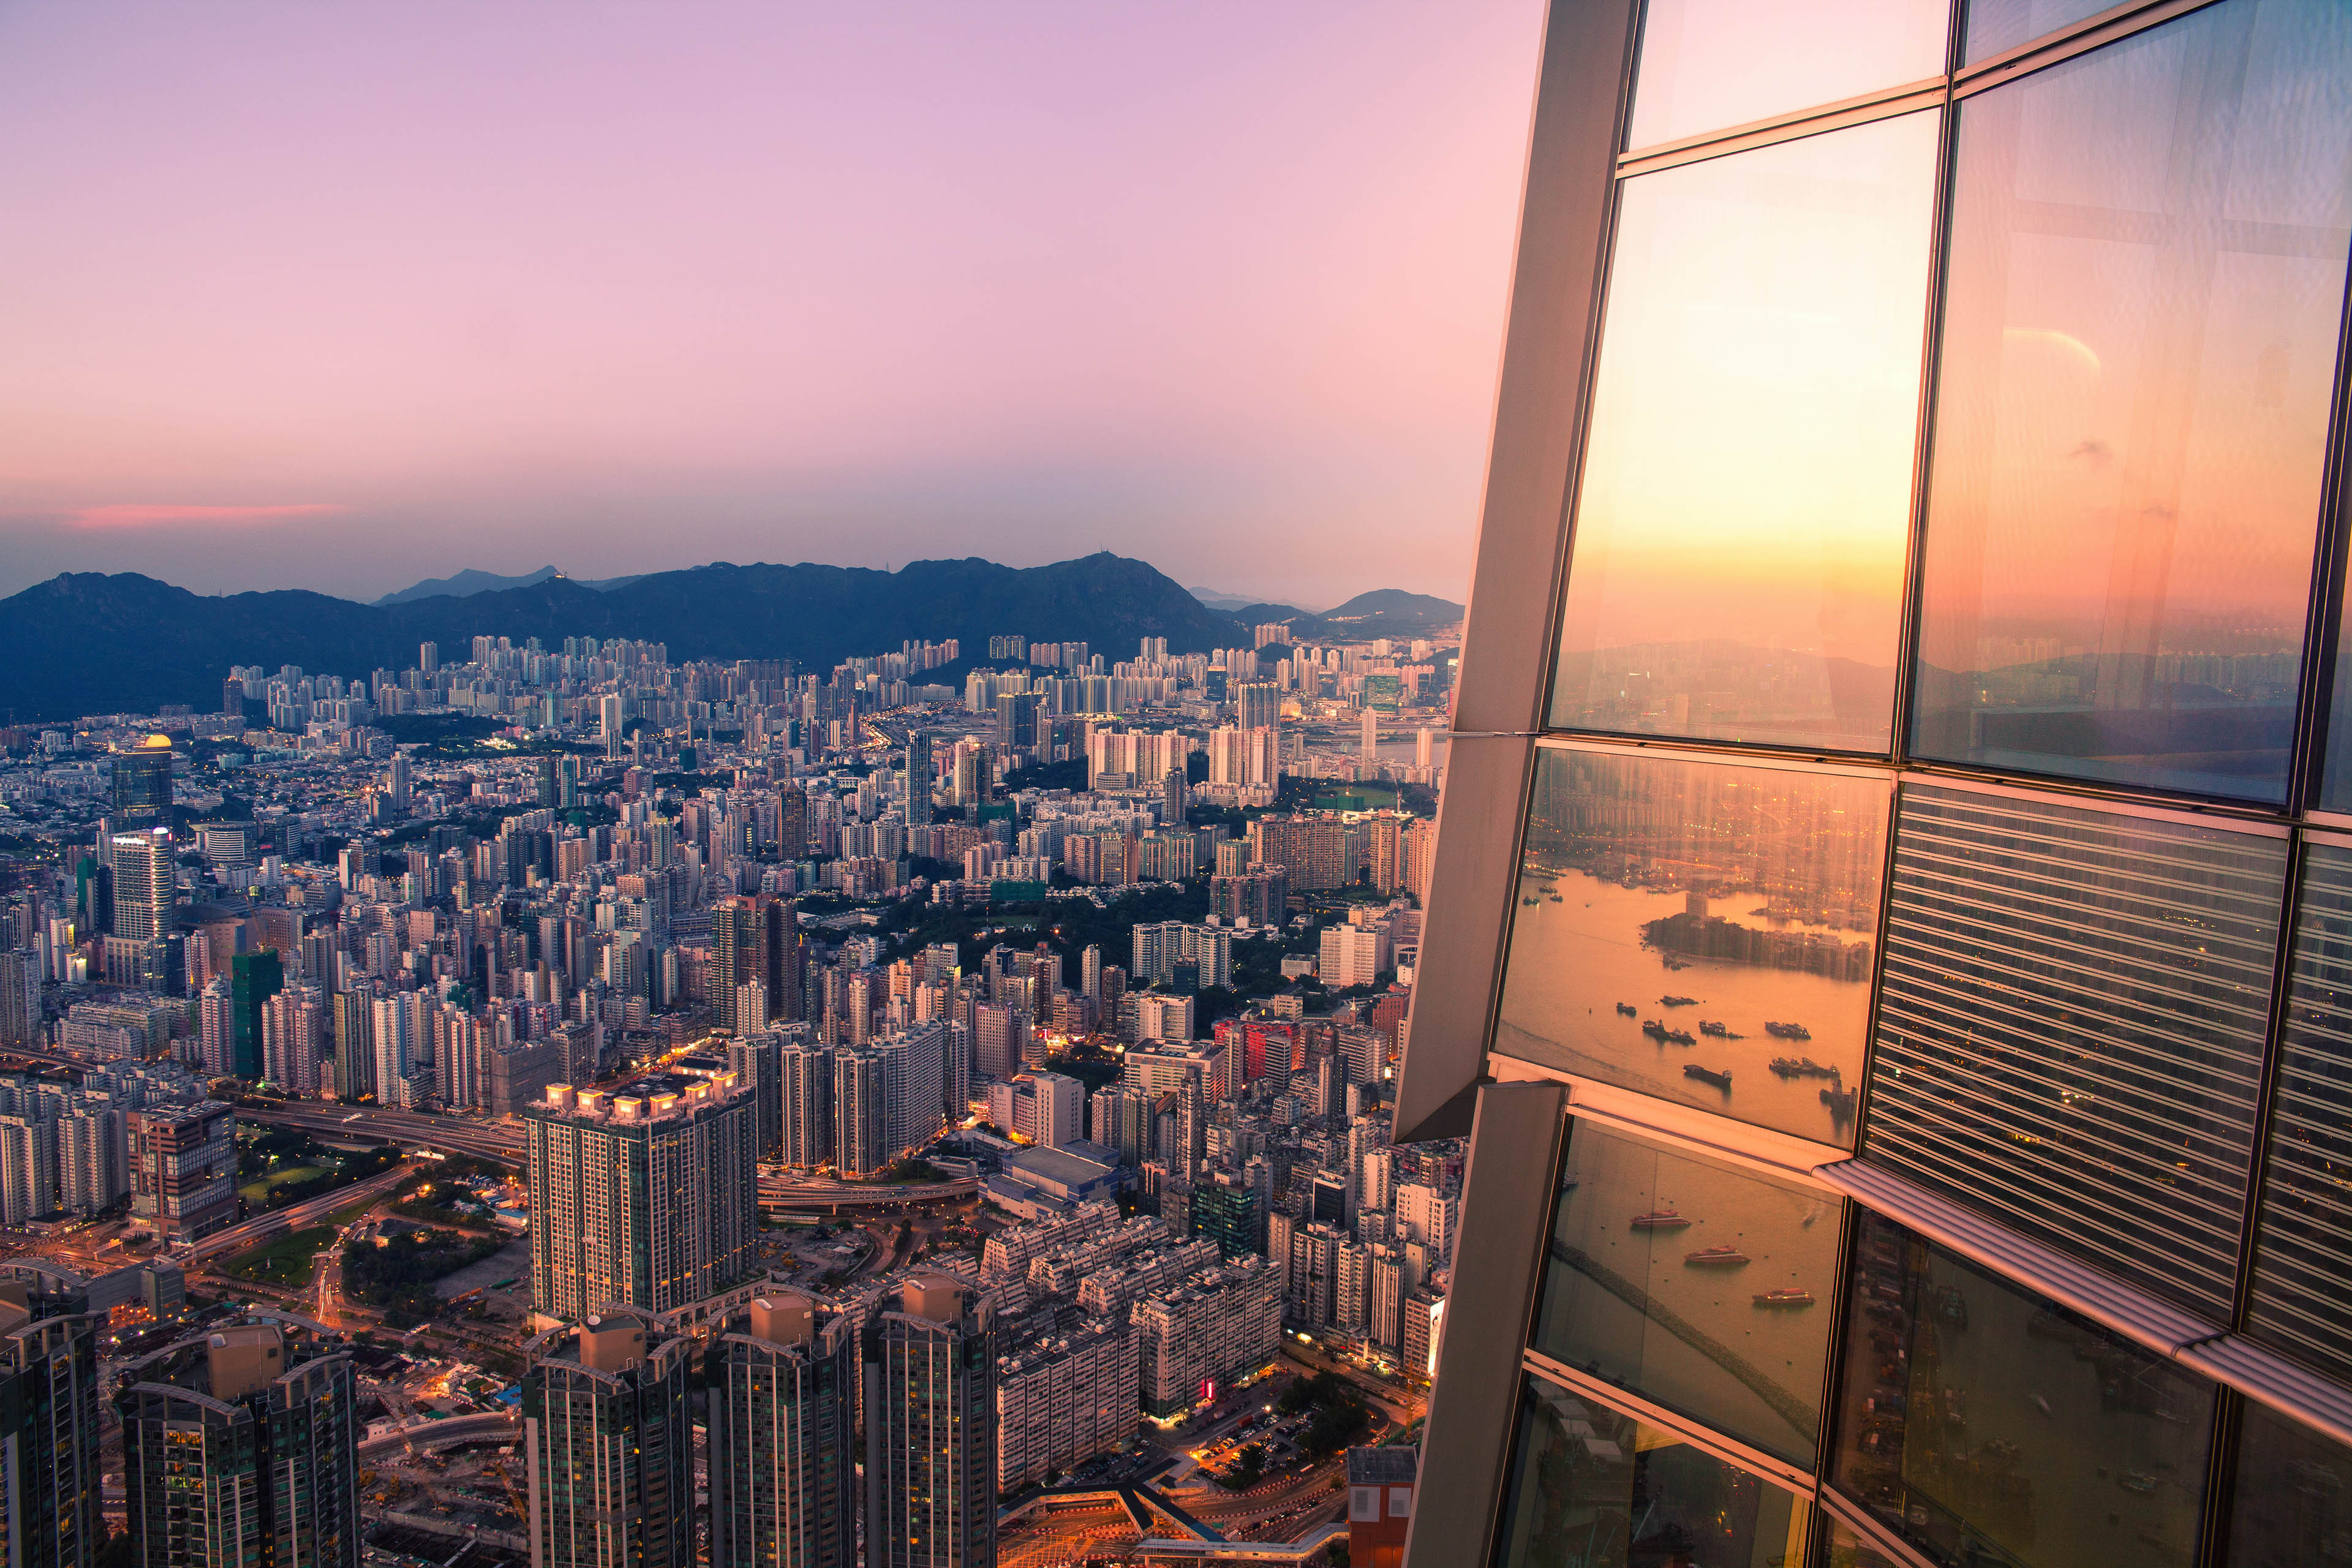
(180, 1163, 415, 1264)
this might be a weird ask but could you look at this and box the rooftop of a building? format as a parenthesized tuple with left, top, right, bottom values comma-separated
(1346, 1448, 1419, 1485)
(527, 1069, 747, 1125)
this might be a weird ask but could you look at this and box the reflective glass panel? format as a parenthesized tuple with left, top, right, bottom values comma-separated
(1832, 1212, 2217, 1568)
(1629, 0, 1949, 150)
(1964, 0, 2124, 62)
(1531, 1117, 1844, 1468)
(1496, 748, 1888, 1147)
(2227, 1400, 2352, 1567)
(1550, 115, 1937, 753)
(1864, 784, 2282, 1319)
(1825, 1520, 1917, 1567)
(1912, 0, 2352, 802)
(1494, 1373, 1812, 1568)
(2247, 842, 2352, 1383)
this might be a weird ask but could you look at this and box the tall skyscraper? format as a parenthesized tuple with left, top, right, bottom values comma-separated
(228, 950, 282, 1080)
(706, 1294, 857, 1568)
(522, 1314, 693, 1568)
(1396, 4, 2352, 1566)
(116, 1321, 358, 1568)
(0, 1269, 104, 1568)
(865, 1277, 997, 1568)
(523, 1072, 760, 1324)
(107, 829, 173, 943)
(905, 731, 934, 826)
(110, 740, 174, 825)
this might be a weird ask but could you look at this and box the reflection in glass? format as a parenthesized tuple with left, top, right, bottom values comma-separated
(1963, 0, 2122, 62)
(1531, 1118, 1844, 1468)
(1495, 748, 1888, 1146)
(1627, 0, 1949, 151)
(1824, 1520, 1917, 1567)
(1550, 115, 1937, 753)
(1831, 1212, 2216, 1568)
(2248, 843, 2352, 1382)
(1864, 785, 2282, 1318)
(1494, 1373, 1811, 1568)
(2228, 1400, 2352, 1567)
(1912, 0, 2352, 801)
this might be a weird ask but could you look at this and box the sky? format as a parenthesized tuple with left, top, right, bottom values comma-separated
(0, 1, 1544, 608)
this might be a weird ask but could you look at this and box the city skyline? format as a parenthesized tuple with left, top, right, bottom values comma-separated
(0, 0, 1540, 607)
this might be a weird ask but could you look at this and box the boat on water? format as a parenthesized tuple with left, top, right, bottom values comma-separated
(1630, 1210, 1691, 1229)
(1768, 1057, 1841, 1079)
(1659, 995, 1698, 1007)
(1754, 1287, 1814, 1307)
(1616, 1003, 1638, 1017)
(1522, 895, 1540, 905)
(1764, 1022, 1812, 1040)
(1698, 1020, 1735, 1037)
(1684, 1063, 1732, 1089)
(1547, 893, 1563, 903)
(1821, 1085, 1859, 1115)
(1685, 1245, 1750, 1267)
(1661, 1027, 1696, 1046)
(1641, 1019, 1669, 1041)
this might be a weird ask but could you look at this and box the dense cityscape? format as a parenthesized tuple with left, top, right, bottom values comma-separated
(0, 593, 1460, 1568)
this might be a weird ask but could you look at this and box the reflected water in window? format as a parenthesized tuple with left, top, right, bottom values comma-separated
(1627, 0, 1950, 151)
(1551, 115, 1937, 754)
(2227, 1400, 2352, 1567)
(1963, 0, 2127, 62)
(1911, 0, 2352, 802)
(1494, 1373, 1811, 1568)
(1531, 1117, 1844, 1468)
(2247, 842, 2352, 1383)
(1863, 785, 2282, 1319)
(1831, 1212, 2216, 1568)
(1495, 748, 1888, 1147)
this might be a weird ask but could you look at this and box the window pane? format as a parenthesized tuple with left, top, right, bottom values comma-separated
(1629, 0, 1949, 150)
(2247, 843, 2352, 1384)
(1531, 1117, 1844, 1468)
(1496, 748, 1889, 1147)
(1911, 0, 2352, 802)
(2227, 1400, 2352, 1568)
(1962, 0, 2120, 63)
(1494, 1373, 1811, 1568)
(1825, 1519, 1919, 1567)
(1863, 784, 2282, 1318)
(1831, 1212, 2217, 1568)
(1550, 115, 1937, 753)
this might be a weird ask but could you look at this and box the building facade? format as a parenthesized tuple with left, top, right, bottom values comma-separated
(524, 1073, 760, 1324)
(1398, 2, 2352, 1567)
(522, 1315, 695, 1568)
(864, 1278, 996, 1568)
(0, 1272, 104, 1568)
(705, 1295, 857, 1568)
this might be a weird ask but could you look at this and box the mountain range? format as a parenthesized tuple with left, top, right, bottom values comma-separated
(0, 553, 1461, 722)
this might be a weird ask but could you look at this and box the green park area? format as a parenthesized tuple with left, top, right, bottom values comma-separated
(222, 1226, 336, 1288)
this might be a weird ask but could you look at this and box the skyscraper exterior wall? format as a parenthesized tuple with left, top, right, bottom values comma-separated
(0, 1281, 104, 1568)
(523, 1315, 694, 1568)
(524, 1072, 759, 1324)
(116, 1324, 358, 1568)
(110, 744, 174, 824)
(1395, 3, 2352, 1566)
(127, 1101, 236, 1242)
(865, 1278, 996, 1568)
(706, 1295, 858, 1568)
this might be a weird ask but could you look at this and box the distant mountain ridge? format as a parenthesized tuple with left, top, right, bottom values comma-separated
(371, 565, 647, 605)
(0, 552, 1463, 721)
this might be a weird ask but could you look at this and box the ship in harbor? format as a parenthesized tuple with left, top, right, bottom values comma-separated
(1616, 1002, 1638, 1017)
(1684, 1063, 1733, 1089)
(1699, 1020, 1743, 1038)
(1630, 1210, 1691, 1229)
(1754, 1286, 1815, 1307)
(1659, 995, 1699, 1007)
(1685, 1245, 1751, 1267)
(1821, 1085, 1859, 1117)
(1769, 1057, 1841, 1079)
(1640, 1020, 1697, 1046)
(1764, 1022, 1812, 1040)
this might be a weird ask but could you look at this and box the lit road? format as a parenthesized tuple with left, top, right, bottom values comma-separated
(178, 1164, 414, 1264)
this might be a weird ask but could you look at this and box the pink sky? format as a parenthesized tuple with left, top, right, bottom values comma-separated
(0, 1, 1542, 605)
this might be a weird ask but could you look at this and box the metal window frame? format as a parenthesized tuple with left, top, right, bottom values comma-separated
(1518, 1349, 1819, 1494)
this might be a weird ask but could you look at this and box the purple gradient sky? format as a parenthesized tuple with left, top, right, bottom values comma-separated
(0, 2, 1544, 606)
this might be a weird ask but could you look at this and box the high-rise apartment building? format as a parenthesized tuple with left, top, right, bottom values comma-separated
(1398, 4, 2352, 1566)
(127, 1100, 236, 1242)
(116, 1322, 358, 1568)
(110, 741, 174, 824)
(107, 830, 173, 943)
(707, 1294, 857, 1568)
(522, 1314, 694, 1568)
(865, 1277, 996, 1568)
(523, 1072, 759, 1324)
(0, 1270, 104, 1568)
